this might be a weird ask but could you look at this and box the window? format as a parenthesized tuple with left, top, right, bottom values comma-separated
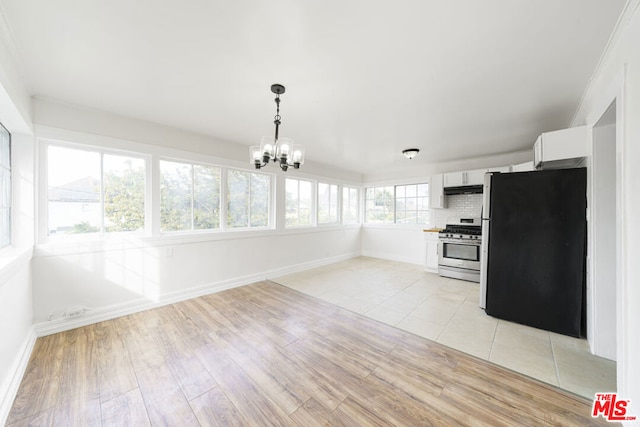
(160, 160, 221, 232)
(47, 145, 145, 235)
(286, 178, 313, 227)
(365, 183, 429, 225)
(395, 183, 429, 224)
(365, 186, 394, 223)
(317, 182, 338, 224)
(0, 123, 10, 248)
(342, 186, 359, 224)
(227, 169, 270, 228)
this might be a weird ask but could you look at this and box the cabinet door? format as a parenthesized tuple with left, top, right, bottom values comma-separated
(542, 126, 587, 162)
(511, 162, 534, 172)
(465, 169, 488, 186)
(534, 135, 542, 169)
(488, 166, 511, 173)
(429, 174, 447, 209)
(425, 233, 439, 272)
(443, 172, 464, 187)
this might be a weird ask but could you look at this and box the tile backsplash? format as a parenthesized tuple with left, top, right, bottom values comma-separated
(432, 194, 483, 228)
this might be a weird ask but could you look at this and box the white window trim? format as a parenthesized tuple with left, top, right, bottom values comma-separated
(39, 139, 151, 243)
(364, 182, 431, 226)
(158, 158, 224, 234)
(225, 167, 274, 231)
(317, 182, 339, 226)
(341, 185, 360, 225)
(285, 177, 316, 229)
(35, 129, 363, 253)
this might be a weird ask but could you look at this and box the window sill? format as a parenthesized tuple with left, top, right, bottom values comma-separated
(0, 246, 33, 285)
(362, 223, 429, 231)
(34, 224, 363, 257)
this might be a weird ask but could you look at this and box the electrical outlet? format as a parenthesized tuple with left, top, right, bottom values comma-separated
(65, 308, 85, 319)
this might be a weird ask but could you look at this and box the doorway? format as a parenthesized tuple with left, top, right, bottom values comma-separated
(590, 101, 617, 362)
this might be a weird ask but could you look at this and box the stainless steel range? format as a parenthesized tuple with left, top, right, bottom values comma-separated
(438, 217, 482, 282)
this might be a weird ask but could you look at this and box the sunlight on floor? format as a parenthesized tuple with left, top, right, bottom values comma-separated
(272, 256, 616, 399)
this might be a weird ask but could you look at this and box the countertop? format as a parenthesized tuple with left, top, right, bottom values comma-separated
(423, 228, 443, 233)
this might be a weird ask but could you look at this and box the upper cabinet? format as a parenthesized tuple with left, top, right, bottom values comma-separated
(444, 168, 487, 187)
(533, 125, 588, 170)
(511, 161, 534, 172)
(444, 166, 510, 189)
(429, 174, 447, 209)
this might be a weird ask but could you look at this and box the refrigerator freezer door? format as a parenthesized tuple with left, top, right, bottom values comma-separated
(484, 168, 587, 337)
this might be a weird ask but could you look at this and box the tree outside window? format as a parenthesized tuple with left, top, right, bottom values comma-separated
(286, 178, 313, 227)
(365, 183, 429, 225)
(365, 186, 394, 223)
(160, 160, 220, 232)
(342, 186, 359, 224)
(318, 182, 338, 224)
(226, 169, 270, 228)
(48, 145, 146, 235)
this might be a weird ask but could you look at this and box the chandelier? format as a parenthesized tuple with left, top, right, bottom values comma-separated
(250, 84, 305, 171)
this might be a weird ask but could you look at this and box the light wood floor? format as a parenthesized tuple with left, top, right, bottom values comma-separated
(8, 281, 608, 426)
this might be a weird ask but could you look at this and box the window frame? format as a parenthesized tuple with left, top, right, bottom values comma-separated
(0, 122, 11, 250)
(341, 186, 360, 224)
(225, 167, 272, 231)
(394, 183, 430, 225)
(159, 158, 223, 233)
(364, 182, 430, 226)
(285, 177, 316, 228)
(43, 140, 150, 239)
(317, 181, 339, 225)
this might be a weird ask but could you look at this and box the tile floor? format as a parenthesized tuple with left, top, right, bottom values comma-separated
(272, 256, 616, 399)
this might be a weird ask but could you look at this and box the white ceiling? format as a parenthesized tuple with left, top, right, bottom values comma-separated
(0, 0, 625, 174)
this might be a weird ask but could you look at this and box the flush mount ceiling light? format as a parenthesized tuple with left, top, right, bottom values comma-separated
(250, 84, 305, 172)
(402, 148, 420, 159)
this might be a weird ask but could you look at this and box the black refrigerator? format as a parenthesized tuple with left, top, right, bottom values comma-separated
(479, 168, 587, 338)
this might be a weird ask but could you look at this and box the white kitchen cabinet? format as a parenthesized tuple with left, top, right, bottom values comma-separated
(464, 168, 487, 185)
(429, 174, 447, 209)
(443, 171, 464, 187)
(487, 166, 511, 173)
(533, 125, 588, 169)
(511, 161, 534, 172)
(443, 168, 486, 187)
(424, 231, 439, 272)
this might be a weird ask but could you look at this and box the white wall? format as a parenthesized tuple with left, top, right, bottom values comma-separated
(0, 20, 35, 423)
(0, 256, 33, 421)
(590, 121, 617, 361)
(571, 0, 640, 419)
(0, 134, 34, 424)
(361, 226, 425, 265)
(33, 98, 362, 183)
(32, 227, 361, 330)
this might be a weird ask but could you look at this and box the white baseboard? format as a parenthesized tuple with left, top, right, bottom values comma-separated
(360, 250, 423, 266)
(0, 327, 37, 427)
(265, 252, 359, 279)
(33, 252, 360, 337)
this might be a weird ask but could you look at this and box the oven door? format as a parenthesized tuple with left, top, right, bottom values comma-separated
(438, 238, 481, 270)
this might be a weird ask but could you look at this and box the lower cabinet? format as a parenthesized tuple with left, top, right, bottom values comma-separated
(424, 232, 440, 273)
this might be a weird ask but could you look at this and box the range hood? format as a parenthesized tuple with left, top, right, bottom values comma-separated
(443, 185, 483, 195)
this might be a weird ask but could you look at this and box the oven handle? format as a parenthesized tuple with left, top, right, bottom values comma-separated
(438, 238, 482, 246)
